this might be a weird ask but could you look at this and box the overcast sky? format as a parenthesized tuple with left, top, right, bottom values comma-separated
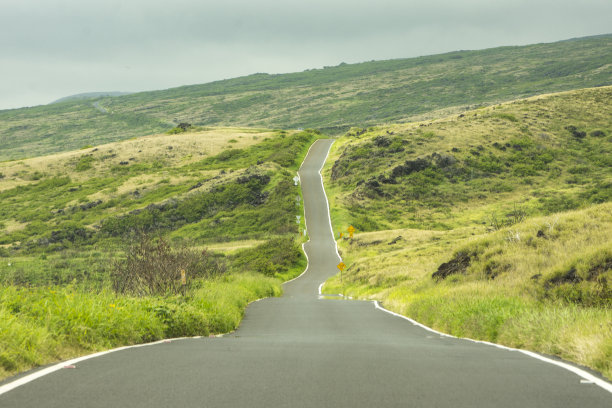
(1, 0, 610, 110)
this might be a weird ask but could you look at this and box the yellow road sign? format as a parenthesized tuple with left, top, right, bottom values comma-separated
(337, 262, 346, 271)
(348, 225, 355, 238)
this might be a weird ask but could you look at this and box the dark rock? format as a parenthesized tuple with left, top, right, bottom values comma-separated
(547, 268, 582, 286)
(189, 182, 204, 191)
(236, 174, 271, 185)
(565, 125, 586, 139)
(432, 251, 471, 280)
(391, 158, 430, 178)
(388, 236, 402, 245)
(79, 200, 102, 211)
(373, 136, 391, 147)
(431, 152, 456, 168)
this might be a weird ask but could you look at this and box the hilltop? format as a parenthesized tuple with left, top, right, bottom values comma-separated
(51, 92, 133, 104)
(1, 34, 611, 161)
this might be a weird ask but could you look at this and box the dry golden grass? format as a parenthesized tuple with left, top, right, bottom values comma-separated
(200, 240, 266, 254)
(326, 203, 612, 379)
(0, 127, 277, 191)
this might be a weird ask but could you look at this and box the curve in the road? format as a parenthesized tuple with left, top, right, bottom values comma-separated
(1, 139, 611, 408)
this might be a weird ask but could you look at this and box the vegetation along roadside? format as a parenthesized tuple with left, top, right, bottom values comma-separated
(0, 127, 321, 381)
(321, 87, 612, 380)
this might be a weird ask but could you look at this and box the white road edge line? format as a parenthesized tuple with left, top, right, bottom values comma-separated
(373, 301, 612, 394)
(289, 139, 337, 295)
(0, 138, 330, 397)
(0, 336, 196, 396)
(314, 140, 339, 297)
(283, 139, 323, 287)
(282, 242, 309, 285)
(312, 140, 612, 394)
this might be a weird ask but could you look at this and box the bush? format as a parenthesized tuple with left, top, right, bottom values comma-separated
(75, 155, 95, 171)
(565, 125, 586, 139)
(166, 123, 192, 134)
(590, 130, 607, 138)
(111, 233, 225, 296)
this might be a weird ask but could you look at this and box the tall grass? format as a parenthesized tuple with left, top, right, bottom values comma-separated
(0, 273, 281, 380)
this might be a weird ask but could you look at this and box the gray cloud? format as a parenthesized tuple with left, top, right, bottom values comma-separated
(1, 0, 611, 109)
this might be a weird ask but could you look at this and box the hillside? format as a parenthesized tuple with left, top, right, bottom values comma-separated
(0, 127, 319, 379)
(1, 34, 611, 161)
(51, 92, 133, 104)
(322, 86, 612, 378)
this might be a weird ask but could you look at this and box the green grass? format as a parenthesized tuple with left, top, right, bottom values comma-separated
(0, 127, 319, 380)
(0, 273, 281, 379)
(1, 35, 611, 160)
(322, 87, 612, 379)
(325, 86, 612, 232)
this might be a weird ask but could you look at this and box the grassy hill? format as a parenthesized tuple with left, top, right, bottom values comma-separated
(321, 86, 612, 378)
(51, 92, 133, 104)
(1, 34, 611, 161)
(0, 127, 319, 379)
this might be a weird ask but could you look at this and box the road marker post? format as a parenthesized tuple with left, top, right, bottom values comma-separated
(181, 269, 186, 296)
(337, 262, 346, 283)
(293, 175, 300, 186)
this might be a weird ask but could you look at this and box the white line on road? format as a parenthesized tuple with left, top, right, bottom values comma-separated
(312, 137, 612, 394)
(373, 301, 612, 394)
(0, 337, 196, 396)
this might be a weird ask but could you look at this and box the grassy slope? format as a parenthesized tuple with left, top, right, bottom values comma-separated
(0, 127, 319, 380)
(2, 35, 612, 160)
(322, 87, 612, 379)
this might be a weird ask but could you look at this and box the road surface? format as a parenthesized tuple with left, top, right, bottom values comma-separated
(1, 139, 610, 407)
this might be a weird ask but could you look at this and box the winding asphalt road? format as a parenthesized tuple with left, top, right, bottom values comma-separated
(1, 139, 611, 407)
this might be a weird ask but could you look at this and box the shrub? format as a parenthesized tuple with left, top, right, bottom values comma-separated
(166, 123, 192, 134)
(590, 130, 607, 138)
(75, 155, 95, 171)
(565, 125, 586, 139)
(111, 233, 225, 296)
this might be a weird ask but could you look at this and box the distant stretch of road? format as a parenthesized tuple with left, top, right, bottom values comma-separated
(1, 139, 610, 407)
